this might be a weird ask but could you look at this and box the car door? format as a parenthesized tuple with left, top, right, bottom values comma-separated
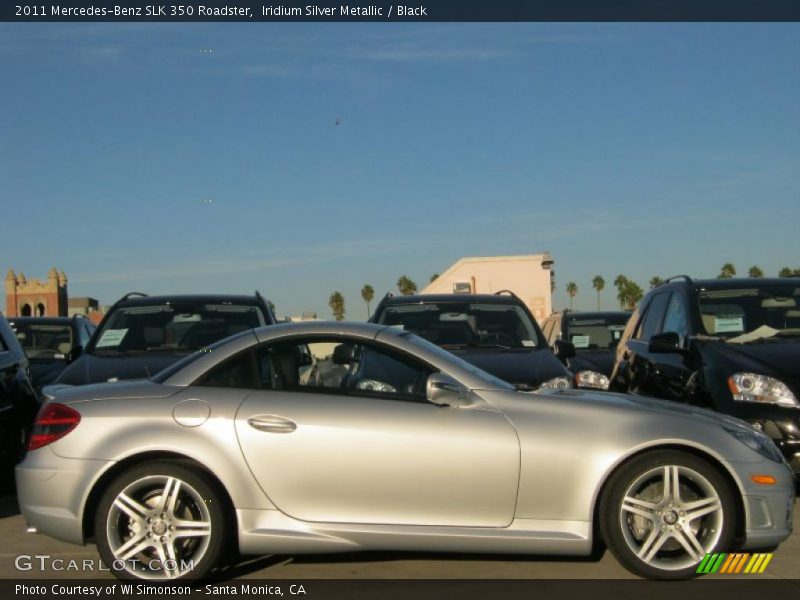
(647, 292, 695, 401)
(234, 336, 520, 528)
(624, 292, 671, 396)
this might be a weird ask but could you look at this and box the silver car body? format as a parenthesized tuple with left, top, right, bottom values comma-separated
(17, 322, 794, 559)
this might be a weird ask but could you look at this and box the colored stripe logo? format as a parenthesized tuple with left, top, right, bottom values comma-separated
(696, 553, 773, 574)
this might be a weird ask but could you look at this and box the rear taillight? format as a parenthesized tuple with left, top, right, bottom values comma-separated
(28, 403, 81, 451)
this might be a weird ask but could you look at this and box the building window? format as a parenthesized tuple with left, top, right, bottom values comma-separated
(21, 304, 32, 316)
(36, 303, 46, 316)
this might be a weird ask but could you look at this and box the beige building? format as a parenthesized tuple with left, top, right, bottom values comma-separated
(422, 254, 554, 323)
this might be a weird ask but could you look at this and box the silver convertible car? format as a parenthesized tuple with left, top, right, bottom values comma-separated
(17, 322, 794, 581)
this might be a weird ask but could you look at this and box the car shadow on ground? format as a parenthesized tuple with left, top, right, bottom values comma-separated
(0, 494, 20, 519)
(213, 547, 609, 579)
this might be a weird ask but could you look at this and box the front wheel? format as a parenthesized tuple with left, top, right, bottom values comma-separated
(94, 461, 226, 580)
(599, 450, 736, 580)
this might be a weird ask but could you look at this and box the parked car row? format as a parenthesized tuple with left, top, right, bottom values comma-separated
(3, 278, 797, 583)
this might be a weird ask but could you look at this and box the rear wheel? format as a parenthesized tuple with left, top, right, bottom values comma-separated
(94, 461, 225, 580)
(599, 450, 736, 579)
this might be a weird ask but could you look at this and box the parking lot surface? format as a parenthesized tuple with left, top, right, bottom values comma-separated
(0, 495, 796, 580)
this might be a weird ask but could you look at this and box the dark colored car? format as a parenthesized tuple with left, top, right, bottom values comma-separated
(370, 292, 572, 390)
(542, 310, 631, 390)
(7, 315, 96, 391)
(53, 292, 276, 387)
(0, 311, 39, 480)
(610, 275, 800, 477)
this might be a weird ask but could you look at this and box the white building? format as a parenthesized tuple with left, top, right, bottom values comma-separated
(422, 253, 554, 323)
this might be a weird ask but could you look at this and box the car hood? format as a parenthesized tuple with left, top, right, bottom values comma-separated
(43, 379, 179, 404)
(568, 350, 615, 377)
(699, 338, 800, 392)
(55, 351, 190, 386)
(448, 347, 568, 388)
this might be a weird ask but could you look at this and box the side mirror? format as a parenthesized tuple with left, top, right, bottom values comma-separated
(67, 345, 83, 363)
(332, 343, 355, 365)
(648, 331, 683, 354)
(426, 373, 470, 407)
(553, 340, 576, 361)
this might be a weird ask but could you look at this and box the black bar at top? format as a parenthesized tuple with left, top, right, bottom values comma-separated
(3, 1, 800, 23)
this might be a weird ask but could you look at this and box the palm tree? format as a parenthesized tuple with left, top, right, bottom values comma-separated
(718, 263, 736, 279)
(649, 276, 663, 289)
(430, 273, 439, 282)
(566, 282, 578, 311)
(591, 275, 604, 311)
(328, 292, 345, 321)
(778, 267, 799, 277)
(396, 275, 418, 296)
(617, 280, 644, 311)
(613, 275, 629, 309)
(748, 265, 764, 278)
(360, 284, 375, 319)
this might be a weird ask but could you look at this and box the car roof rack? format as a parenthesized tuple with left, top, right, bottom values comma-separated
(494, 289, 522, 301)
(119, 292, 149, 301)
(658, 275, 693, 287)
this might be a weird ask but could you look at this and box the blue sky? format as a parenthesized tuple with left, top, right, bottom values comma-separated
(1, 23, 799, 318)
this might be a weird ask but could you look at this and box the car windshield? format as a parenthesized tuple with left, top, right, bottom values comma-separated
(565, 314, 629, 350)
(378, 302, 541, 349)
(90, 301, 266, 354)
(11, 322, 73, 358)
(698, 286, 800, 341)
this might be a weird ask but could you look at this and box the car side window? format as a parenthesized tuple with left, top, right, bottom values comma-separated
(661, 293, 689, 342)
(635, 293, 671, 342)
(194, 349, 258, 389)
(255, 338, 433, 403)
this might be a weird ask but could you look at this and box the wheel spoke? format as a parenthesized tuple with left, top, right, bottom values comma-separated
(683, 496, 721, 521)
(622, 495, 658, 521)
(155, 541, 180, 578)
(173, 518, 211, 539)
(674, 527, 706, 561)
(114, 533, 152, 562)
(637, 526, 670, 562)
(158, 478, 181, 515)
(114, 493, 151, 523)
(661, 466, 681, 503)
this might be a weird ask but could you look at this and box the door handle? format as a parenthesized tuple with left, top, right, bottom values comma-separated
(247, 415, 297, 434)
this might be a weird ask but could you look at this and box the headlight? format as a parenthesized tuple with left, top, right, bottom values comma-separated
(723, 425, 785, 464)
(728, 373, 798, 407)
(539, 376, 572, 390)
(575, 370, 610, 390)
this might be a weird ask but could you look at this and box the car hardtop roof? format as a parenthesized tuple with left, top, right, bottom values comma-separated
(7, 316, 82, 325)
(115, 293, 263, 307)
(658, 277, 800, 292)
(381, 293, 526, 306)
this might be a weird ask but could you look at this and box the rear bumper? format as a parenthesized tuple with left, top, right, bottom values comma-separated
(15, 446, 112, 545)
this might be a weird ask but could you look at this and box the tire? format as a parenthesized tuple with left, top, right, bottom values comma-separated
(94, 460, 226, 581)
(599, 450, 736, 580)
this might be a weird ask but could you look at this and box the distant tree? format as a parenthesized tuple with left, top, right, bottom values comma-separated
(396, 275, 418, 296)
(718, 263, 736, 279)
(778, 267, 800, 277)
(328, 291, 345, 321)
(430, 273, 439, 282)
(617, 280, 644, 311)
(551, 274, 556, 294)
(566, 282, 578, 311)
(748, 265, 764, 278)
(360, 284, 375, 319)
(592, 275, 605, 311)
(613, 275, 629, 309)
(649, 276, 663, 289)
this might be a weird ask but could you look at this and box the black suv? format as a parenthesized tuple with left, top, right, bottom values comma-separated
(54, 292, 276, 387)
(370, 292, 572, 390)
(0, 311, 39, 480)
(8, 315, 96, 391)
(610, 276, 800, 476)
(542, 310, 631, 390)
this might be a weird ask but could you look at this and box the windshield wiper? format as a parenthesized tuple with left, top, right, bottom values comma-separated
(467, 342, 513, 350)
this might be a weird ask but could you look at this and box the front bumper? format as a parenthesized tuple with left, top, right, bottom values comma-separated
(731, 459, 795, 550)
(15, 446, 113, 545)
(731, 405, 800, 479)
